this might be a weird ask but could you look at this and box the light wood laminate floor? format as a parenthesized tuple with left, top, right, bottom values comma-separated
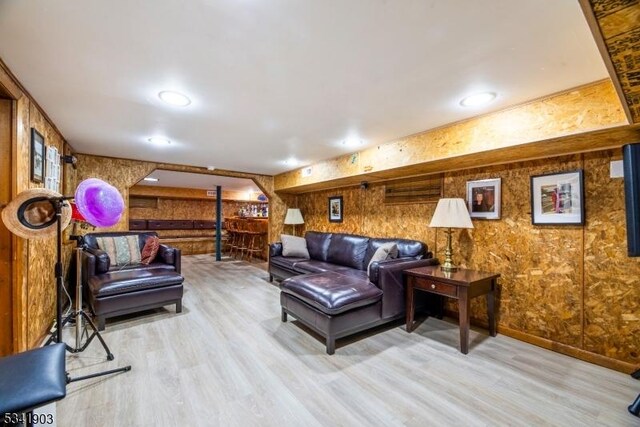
(57, 255, 639, 426)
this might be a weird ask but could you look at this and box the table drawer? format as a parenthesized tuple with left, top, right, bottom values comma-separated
(416, 279, 457, 297)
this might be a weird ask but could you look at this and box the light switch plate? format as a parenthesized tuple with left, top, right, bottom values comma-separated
(610, 160, 624, 178)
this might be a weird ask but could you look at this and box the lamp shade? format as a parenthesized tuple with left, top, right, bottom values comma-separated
(429, 198, 473, 229)
(284, 208, 304, 225)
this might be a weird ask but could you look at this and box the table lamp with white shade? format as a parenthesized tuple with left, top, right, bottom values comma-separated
(284, 208, 304, 236)
(429, 198, 474, 272)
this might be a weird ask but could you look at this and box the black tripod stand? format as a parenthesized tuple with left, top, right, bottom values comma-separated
(45, 197, 130, 383)
(629, 369, 640, 417)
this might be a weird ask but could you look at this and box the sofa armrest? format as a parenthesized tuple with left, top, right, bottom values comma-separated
(157, 244, 181, 274)
(270, 242, 283, 258)
(82, 251, 98, 285)
(85, 247, 110, 274)
(374, 257, 440, 318)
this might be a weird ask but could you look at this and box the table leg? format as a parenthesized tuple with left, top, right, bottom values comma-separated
(406, 279, 415, 332)
(459, 287, 470, 354)
(487, 279, 496, 337)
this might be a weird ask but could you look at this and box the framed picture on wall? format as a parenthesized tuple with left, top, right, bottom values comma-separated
(530, 170, 584, 225)
(328, 196, 343, 223)
(30, 128, 45, 183)
(466, 178, 501, 219)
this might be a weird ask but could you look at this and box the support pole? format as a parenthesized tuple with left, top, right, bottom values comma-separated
(216, 185, 222, 261)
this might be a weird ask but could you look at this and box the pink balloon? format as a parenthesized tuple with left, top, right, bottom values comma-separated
(75, 178, 124, 227)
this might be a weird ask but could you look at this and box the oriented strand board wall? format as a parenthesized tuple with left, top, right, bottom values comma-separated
(74, 155, 156, 232)
(276, 80, 627, 191)
(130, 199, 259, 223)
(588, 0, 640, 122)
(24, 103, 68, 349)
(74, 155, 287, 245)
(8, 85, 70, 350)
(297, 150, 640, 370)
(131, 199, 215, 222)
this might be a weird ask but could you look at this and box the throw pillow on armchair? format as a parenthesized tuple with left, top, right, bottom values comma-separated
(141, 236, 160, 265)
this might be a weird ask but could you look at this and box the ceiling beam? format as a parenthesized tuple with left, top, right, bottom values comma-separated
(579, 0, 640, 124)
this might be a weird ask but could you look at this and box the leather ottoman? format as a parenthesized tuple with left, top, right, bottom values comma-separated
(280, 271, 383, 354)
(87, 270, 184, 330)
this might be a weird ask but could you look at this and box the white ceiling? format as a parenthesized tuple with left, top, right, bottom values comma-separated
(137, 170, 261, 193)
(0, 0, 607, 175)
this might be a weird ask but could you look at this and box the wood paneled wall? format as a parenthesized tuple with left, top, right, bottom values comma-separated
(0, 59, 71, 351)
(297, 149, 639, 372)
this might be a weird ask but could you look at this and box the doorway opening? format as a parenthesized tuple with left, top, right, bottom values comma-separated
(128, 170, 269, 260)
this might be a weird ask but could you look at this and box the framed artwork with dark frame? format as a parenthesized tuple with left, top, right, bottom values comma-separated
(328, 196, 343, 223)
(466, 178, 501, 219)
(30, 128, 45, 183)
(530, 170, 584, 225)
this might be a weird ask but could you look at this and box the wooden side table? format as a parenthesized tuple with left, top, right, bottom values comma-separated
(404, 266, 499, 354)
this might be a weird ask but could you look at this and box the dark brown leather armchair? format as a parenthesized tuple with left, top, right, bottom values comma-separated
(82, 231, 184, 330)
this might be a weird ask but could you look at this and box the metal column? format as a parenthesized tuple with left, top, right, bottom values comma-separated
(216, 185, 222, 261)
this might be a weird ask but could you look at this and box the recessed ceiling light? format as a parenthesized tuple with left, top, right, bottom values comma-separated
(148, 137, 171, 145)
(284, 157, 299, 166)
(342, 138, 365, 147)
(460, 92, 496, 107)
(143, 177, 159, 182)
(158, 90, 191, 107)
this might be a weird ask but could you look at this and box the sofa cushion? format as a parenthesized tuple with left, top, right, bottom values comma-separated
(113, 262, 176, 273)
(141, 236, 160, 265)
(88, 270, 184, 298)
(367, 243, 398, 277)
(281, 234, 310, 258)
(84, 231, 158, 252)
(280, 271, 382, 315)
(269, 255, 309, 271)
(305, 231, 332, 261)
(96, 235, 142, 267)
(326, 233, 370, 270)
(364, 238, 424, 267)
(293, 260, 353, 275)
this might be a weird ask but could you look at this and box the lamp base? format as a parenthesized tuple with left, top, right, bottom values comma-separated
(440, 263, 459, 273)
(440, 227, 458, 273)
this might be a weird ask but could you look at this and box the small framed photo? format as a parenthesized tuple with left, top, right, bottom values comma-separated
(466, 178, 501, 219)
(530, 170, 584, 225)
(30, 128, 45, 183)
(328, 196, 343, 223)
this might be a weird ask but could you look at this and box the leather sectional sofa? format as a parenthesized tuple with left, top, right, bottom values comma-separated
(269, 231, 438, 354)
(82, 231, 184, 330)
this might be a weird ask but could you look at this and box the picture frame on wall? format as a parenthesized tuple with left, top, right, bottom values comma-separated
(30, 128, 45, 183)
(466, 178, 501, 219)
(328, 196, 343, 223)
(45, 145, 61, 192)
(530, 170, 584, 225)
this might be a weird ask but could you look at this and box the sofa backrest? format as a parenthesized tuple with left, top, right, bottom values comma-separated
(364, 238, 426, 267)
(305, 231, 332, 261)
(84, 231, 158, 252)
(326, 233, 370, 270)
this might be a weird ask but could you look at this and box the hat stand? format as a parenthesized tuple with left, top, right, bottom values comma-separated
(43, 196, 131, 383)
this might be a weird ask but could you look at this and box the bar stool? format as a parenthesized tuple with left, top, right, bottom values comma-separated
(0, 343, 67, 426)
(226, 219, 238, 258)
(235, 219, 250, 260)
(245, 220, 267, 262)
